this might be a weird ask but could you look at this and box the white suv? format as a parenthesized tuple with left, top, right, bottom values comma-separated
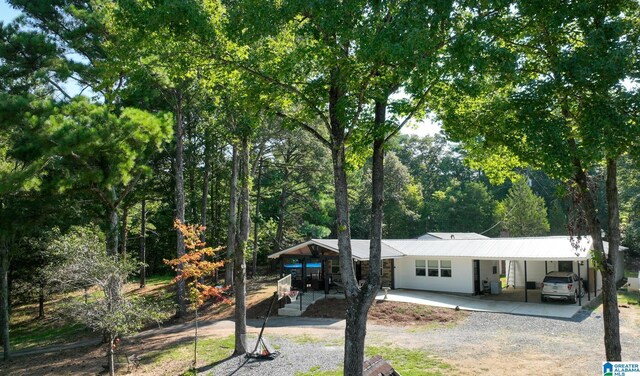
(541, 271, 582, 303)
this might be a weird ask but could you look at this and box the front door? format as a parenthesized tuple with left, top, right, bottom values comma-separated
(473, 260, 481, 295)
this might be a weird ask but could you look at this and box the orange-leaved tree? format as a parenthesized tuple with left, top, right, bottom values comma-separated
(164, 220, 227, 369)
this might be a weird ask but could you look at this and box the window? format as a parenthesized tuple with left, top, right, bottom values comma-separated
(415, 260, 426, 276)
(558, 261, 573, 272)
(331, 262, 340, 275)
(440, 260, 452, 277)
(428, 260, 439, 276)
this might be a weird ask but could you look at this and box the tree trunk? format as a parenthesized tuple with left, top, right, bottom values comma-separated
(604, 157, 622, 360)
(233, 136, 250, 355)
(121, 206, 128, 259)
(174, 94, 187, 317)
(200, 135, 211, 243)
(106, 206, 119, 257)
(572, 154, 621, 360)
(211, 167, 219, 246)
(108, 333, 115, 376)
(211, 166, 220, 284)
(0, 237, 10, 360)
(193, 306, 199, 368)
(226, 145, 239, 286)
(252, 159, 263, 278)
(273, 166, 289, 254)
(343, 99, 387, 375)
(38, 280, 45, 319)
(188, 125, 198, 223)
(140, 199, 147, 288)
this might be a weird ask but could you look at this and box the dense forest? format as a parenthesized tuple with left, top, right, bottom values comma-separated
(1, 0, 638, 374)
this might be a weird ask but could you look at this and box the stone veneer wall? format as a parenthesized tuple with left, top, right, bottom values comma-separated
(359, 259, 393, 288)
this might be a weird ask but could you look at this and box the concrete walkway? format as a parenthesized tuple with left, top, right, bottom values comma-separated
(375, 289, 589, 319)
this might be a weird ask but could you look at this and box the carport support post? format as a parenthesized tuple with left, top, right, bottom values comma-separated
(586, 260, 591, 300)
(524, 260, 528, 303)
(578, 261, 582, 306)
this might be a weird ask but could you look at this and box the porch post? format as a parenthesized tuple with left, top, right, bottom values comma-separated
(302, 257, 307, 292)
(391, 259, 395, 290)
(586, 259, 591, 300)
(323, 257, 329, 295)
(280, 257, 284, 277)
(524, 260, 528, 303)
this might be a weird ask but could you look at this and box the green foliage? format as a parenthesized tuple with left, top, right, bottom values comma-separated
(38, 98, 173, 194)
(427, 181, 498, 235)
(619, 156, 640, 255)
(48, 226, 167, 339)
(499, 178, 550, 237)
(439, 0, 640, 181)
(351, 151, 424, 238)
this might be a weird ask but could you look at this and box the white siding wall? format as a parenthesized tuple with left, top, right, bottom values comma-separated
(394, 257, 603, 295)
(479, 260, 500, 284)
(507, 260, 547, 288)
(394, 256, 474, 294)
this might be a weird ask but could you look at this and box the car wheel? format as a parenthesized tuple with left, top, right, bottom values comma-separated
(541, 294, 546, 302)
(570, 292, 577, 304)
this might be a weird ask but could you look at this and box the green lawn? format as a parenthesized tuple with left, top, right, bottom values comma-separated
(9, 274, 175, 352)
(295, 365, 342, 376)
(139, 335, 236, 375)
(10, 320, 89, 350)
(366, 345, 452, 376)
(618, 289, 640, 306)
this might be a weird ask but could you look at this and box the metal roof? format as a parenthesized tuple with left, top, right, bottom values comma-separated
(417, 232, 489, 240)
(385, 237, 596, 260)
(268, 236, 623, 261)
(267, 239, 404, 261)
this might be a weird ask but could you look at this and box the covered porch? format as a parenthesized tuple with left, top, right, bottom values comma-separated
(268, 239, 402, 295)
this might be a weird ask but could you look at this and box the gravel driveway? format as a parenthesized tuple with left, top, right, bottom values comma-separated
(198, 306, 640, 376)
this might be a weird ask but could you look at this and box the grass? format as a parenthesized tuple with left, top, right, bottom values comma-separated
(9, 274, 176, 352)
(141, 274, 175, 286)
(624, 270, 639, 278)
(407, 320, 459, 333)
(141, 335, 235, 374)
(618, 289, 640, 306)
(295, 365, 342, 376)
(9, 294, 93, 351)
(366, 345, 452, 376)
(290, 333, 322, 344)
(10, 320, 89, 350)
(296, 344, 453, 376)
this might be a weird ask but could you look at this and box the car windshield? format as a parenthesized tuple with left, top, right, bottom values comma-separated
(544, 276, 571, 283)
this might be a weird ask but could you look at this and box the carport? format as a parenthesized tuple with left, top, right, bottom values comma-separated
(474, 256, 596, 305)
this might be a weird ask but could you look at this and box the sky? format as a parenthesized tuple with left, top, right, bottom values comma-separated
(0, 1, 20, 23)
(0, 0, 440, 137)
